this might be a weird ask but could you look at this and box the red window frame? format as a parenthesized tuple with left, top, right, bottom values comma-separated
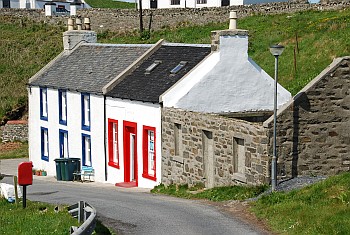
(142, 125, 156, 181)
(108, 118, 120, 169)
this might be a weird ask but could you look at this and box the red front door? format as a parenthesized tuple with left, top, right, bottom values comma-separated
(123, 121, 137, 185)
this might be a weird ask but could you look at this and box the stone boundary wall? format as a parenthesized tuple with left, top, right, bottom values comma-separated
(162, 107, 270, 187)
(264, 57, 350, 178)
(1, 120, 28, 142)
(1, 1, 350, 33)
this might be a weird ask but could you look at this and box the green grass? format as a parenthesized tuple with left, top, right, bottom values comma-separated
(85, 0, 136, 9)
(151, 183, 268, 201)
(0, 142, 28, 159)
(0, 142, 28, 160)
(0, 199, 79, 235)
(1, 8, 350, 120)
(251, 173, 350, 235)
(0, 16, 64, 119)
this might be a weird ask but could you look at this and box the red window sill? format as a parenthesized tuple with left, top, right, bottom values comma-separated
(108, 162, 120, 169)
(142, 173, 156, 181)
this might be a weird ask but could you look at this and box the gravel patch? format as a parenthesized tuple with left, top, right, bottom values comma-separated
(248, 176, 327, 201)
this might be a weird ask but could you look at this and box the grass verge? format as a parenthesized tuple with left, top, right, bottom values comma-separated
(0, 141, 28, 160)
(151, 183, 268, 201)
(85, 0, 136, 9)
(0, 199, 79, 235)
(251, 173, 350, 234)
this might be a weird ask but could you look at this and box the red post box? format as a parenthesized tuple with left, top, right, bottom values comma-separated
(18, 161, 33, 186)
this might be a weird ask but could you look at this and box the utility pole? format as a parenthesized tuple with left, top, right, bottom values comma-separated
(139, 0, 143, 34)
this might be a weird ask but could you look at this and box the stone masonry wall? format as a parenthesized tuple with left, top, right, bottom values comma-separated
(264, 57, 350, 178)
(162, 107, 270, 187)
(1, 120, 28, 142)
(1, 1, 350, 34)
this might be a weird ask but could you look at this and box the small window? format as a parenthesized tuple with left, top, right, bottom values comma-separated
(197, 0, 207, 3)
(81, 93, 90, 131)
(40, 87, 48, 121)
(59, 129, 69, 158)
(41, 127, 49, 161)
(82, 134, 91, 166)
(174, 123, 181, 156)
(59, 90, 67, 125)
(170, 61, 187, 74)
(233, 137, 245, 175)
(108, 119, 119, 168)
(142, 126, 156, 181)
(145, 60, 162, 74)
(170, 0, 180, 5)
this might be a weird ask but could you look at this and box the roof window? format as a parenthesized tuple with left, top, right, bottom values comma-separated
(170, 61, 187, 74)
(145, 60, 162, 74)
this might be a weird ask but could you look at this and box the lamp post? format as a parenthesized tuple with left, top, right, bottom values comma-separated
(269, 44, 284, 191)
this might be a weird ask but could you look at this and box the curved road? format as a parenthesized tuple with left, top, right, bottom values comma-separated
(1, 159, 263, 235)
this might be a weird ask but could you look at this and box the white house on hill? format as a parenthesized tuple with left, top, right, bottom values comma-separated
(139, 0, 289, 9)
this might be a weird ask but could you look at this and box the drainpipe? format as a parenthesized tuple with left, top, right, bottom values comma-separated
(104, 95, 108, 181)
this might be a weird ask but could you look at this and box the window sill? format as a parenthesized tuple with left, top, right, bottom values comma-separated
(142, 173, 156, 181)
(41, 156, 49, 162)
(108, 162, 120, 169)
(82, 125, 90, 131)
(40, 116, 48, 121)
(170, 155, 184, 164)
(233, 173, 247, 183)
(59, 120, 67, 126)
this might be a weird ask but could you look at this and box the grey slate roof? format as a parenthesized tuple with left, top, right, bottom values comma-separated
(29, 44, 151, 94)
(106, 45, 211, 103)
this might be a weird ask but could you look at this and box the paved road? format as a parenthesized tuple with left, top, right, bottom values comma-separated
(1, 158, 263, 235)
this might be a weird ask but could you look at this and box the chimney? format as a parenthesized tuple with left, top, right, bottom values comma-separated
(211, 11, 248, 53)
(63, 18, 97, 51)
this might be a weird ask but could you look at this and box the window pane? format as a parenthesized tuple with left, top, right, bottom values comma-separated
(62, 92, 67, 121)
(113, 123, 118, 164)
(42, 89, 47, 117)
(148, 130, 155, 175)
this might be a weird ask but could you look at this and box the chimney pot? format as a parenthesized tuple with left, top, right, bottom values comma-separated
(84, 18, 91, 30)
(68, 18, 74, 31)
(76, 18, 82, 30)
(229, 11, 237, 30)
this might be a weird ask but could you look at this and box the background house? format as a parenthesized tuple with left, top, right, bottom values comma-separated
(138, 0, 290, 9)
(0, 0, 89, 11)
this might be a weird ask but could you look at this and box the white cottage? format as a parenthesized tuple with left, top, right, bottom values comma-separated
(28, 28, 152, 184)
(103, 41, 211, 188)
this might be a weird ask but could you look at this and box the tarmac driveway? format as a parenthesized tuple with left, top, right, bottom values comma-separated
(1, 158, 263, 235)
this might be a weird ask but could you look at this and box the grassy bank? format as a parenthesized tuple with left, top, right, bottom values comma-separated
(0, 16, 64, 120)
(251, 173, 350, 234)
(0, 199, 79, 235)
(85, 0, 136, 9)
(151, 183, 268, 201)
(0, 8, 349, 120)
(0, 142, 28, 159)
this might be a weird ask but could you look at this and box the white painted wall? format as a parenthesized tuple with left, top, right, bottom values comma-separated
(29, 87, 106, 182)
(105, 98, 162, 189)
(139, 0, 244, 9)
(161, 34, 291, 113)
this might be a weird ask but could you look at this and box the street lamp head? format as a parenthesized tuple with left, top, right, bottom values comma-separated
(269, 44, 285, 57)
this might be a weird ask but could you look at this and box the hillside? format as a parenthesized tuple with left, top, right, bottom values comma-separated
(0, 8, 349, 121)
(84, 0, 136, 8)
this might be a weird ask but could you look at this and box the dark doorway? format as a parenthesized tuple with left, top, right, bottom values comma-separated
(3, 0, 10, 8)
(221, 0, 229, 6)
(150, 0, 157, 8)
